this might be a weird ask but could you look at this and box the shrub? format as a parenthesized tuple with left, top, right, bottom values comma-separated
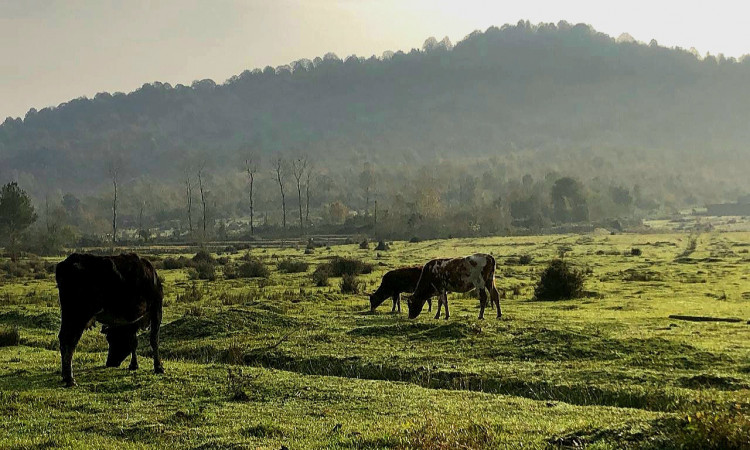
(304, 248, 314, 255)
(239, 251, 255, 261)
(306, 238, 324, 249)
(191, 262, 216, 281)
(185, 305, 203, 317)
(237, 259, 270, 278)
(216, 256, 230, 266)
(359, 239, 370, 249)
(671, 405, 750, 449)
(277, 259, 309, 273)
(409, 236, 421, 243)
(312, 266, 330, 287)
(375, 240, 390, 251)
(192, 249, 215, 265)
(519, 254, 533, 265)
(176, 283, 203, 303)
(340, 274, 362, 294)
(162, 256, 192, 270)
(223, 264, 238, 280)
(325, 257, 373, 276)
(631, 248, 642, 256)
(534, 259, 586, 301)
(0, 326, 20, 347)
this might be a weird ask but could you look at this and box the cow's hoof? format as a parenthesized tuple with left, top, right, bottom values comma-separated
(154, 366, 165, 374)
(63, 379, 77, 388)
(128, 363, 139, 371)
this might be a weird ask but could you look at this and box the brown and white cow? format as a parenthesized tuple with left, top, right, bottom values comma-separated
(406, 253, 501, 320)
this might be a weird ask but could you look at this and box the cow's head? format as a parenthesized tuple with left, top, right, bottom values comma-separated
(368, 291, 387, 312)
(406, 294, 426, 319)
(103, 325, 138, 367)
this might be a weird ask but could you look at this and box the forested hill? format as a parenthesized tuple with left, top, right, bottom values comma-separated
(2, 21, 750, 193)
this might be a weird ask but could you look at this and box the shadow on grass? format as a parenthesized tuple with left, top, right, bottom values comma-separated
(348, 322, 470, 340)
(0, 310, 60, 330)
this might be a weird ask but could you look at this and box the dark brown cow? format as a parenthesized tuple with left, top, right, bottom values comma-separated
(406, 253, 501, 320)
(55, 253, 164, 387)
(369, 266, 432, 313)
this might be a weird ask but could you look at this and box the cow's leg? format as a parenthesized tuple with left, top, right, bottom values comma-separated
(150, 307, 164, 374)
(443, 292, 450, 320)
(59, 320, 86, 387)
(477, 287, 488, 320)
(128, 350, 139, 370)
(392, 293, 399, 313)
(434, 296, 443, 319)
(427, 297, 432, 312)
(488, 279, 502, 318)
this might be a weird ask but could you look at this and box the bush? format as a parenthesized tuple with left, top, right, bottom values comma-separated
(306, 238, 324, 249)
(631, 248, 642, 256)
(409, 236, 421, 243)
(216, 256, 230, 265)
(0, 326, 20, 347)
(519, 254, 533, 265)
(340, 274, 362, 294)
(176, 283, 203, 303)
(375, 240, 390, 251)
(534, 259, 586, 301)
(359, 239, 370, 249)
(324, 257, 373, 277)
(312, 266, 330, 287)
(223, 264, 238, 280)
(304, 248, 314, 255)
(237, 259, 270, 278)
(192, 249, 215, 265)
(277, 259, 309, 273)
(162, 256, 192, 270)
(191, 261, 216, 281)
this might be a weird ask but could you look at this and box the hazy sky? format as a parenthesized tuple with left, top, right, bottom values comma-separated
(1, 0, 748, 119)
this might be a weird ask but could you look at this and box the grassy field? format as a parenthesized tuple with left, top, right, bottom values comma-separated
(1, 232, 750, 448)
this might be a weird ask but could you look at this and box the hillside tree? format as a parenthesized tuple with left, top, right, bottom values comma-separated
(244, 154, 259, 235)
(273, 157, 288, 229)
(292, 156, 307, 232)
(0, 182, 38, 260)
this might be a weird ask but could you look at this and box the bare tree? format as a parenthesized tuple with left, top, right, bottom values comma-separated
(360, 162, 374, 216)
(107, 161, 120, 250)
(137, 199, 149, 242)
(197, 165, 208, 241)
(292, 156, 307, 232)
(244, 155, 259, 235)
(184, 173, 193, 235)
(273, 157, 287, 229)
(305, 162, 315, 227)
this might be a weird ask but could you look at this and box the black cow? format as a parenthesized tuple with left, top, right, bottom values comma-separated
(369, 266, 431, 313)
(55, 253, 164, 387)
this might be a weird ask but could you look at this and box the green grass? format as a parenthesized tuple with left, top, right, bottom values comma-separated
(1, 231, 749, 448)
